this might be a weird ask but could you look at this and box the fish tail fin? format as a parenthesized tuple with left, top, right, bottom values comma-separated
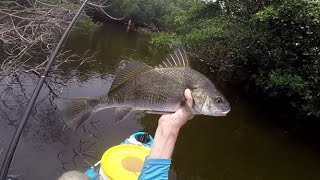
(59, 97, 98, 131)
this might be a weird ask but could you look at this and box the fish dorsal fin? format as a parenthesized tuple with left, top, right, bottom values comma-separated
(157, 48, 190, 68)
(109, 61, 152, 92)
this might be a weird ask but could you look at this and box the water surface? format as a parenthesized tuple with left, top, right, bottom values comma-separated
(0, 23, 320, 180)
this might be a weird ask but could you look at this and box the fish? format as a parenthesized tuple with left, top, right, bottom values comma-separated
(60, 48, 231, 130)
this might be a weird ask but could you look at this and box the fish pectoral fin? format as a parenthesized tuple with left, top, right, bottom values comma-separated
(114, 107, 133, 124)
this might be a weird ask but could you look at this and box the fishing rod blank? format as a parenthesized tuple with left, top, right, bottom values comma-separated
(0, 0, 90, 179)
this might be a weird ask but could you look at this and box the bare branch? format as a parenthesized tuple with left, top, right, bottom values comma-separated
(80, 0, 112, 8)
(0, 0, 112, 83)
(99, 7, 124, 20)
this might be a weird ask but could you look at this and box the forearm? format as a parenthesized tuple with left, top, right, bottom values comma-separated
(139, 89, 193, 180)
(138, 124, 179, 180)
(149, 123, 180, 159)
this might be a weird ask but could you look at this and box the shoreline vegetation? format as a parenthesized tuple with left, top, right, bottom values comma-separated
(89, 0, 319, 129)
(1, 0, 319, 131)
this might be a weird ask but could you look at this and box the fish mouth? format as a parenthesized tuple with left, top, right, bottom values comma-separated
(214, 110, 230, 116)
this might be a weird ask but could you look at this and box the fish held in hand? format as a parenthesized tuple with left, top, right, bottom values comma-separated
(60, 48, 231, 130)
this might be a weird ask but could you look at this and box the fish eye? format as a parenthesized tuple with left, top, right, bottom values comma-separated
(215, 97, 223, 103)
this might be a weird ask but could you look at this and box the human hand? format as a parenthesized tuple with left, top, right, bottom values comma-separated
(158, 89, 194, 131)
(149, 89, 194, 159)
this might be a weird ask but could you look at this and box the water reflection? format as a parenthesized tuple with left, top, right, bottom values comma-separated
(62, 23, 165, 77)
(0, 23, 320, 180)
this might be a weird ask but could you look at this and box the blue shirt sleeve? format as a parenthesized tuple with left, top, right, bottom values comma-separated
(138, 157, 171, 180)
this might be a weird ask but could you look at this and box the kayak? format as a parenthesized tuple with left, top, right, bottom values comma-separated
(84, 131, 154, 180)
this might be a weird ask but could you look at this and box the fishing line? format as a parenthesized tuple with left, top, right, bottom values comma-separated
(0, 0, 90, 179)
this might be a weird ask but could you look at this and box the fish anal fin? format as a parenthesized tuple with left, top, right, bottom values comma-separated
(109, 61, 152, 93)
(157, 48, 190, 68)
(114, 107, 133, 124)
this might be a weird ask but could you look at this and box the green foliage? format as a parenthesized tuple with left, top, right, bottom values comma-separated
(104, 0, 320, 119)
(254, 6, 279, 20)
(248, 0, 320, 117)
(174, 1, 220, 28)
(104, 0, 197, 30)
(150, 32, 181, 48)
(263, 71, 307, 97)
(182, 18, 244, 45)
(155, 0, 319, 119)
(78, 14, 98, 30)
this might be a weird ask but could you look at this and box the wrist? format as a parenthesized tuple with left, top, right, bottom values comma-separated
(158, 122, 180, 136)
(149, 123, 180, 159)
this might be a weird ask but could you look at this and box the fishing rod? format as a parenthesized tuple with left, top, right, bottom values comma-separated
(0, 0, 90, 179)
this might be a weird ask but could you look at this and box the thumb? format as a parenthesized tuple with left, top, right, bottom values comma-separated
(185, 89, 193, 108)
(180, 89, 194, 120)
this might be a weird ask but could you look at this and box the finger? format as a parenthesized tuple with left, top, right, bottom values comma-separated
(181, 89, 194, 120)
(184, 89, 193, 108)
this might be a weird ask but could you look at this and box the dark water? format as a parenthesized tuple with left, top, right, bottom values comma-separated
(1, 23, 320, 180)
